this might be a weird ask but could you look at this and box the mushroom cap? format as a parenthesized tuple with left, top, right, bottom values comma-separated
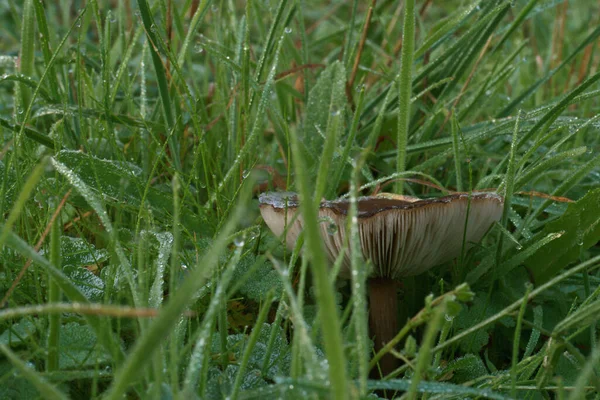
(259, 192, 504, 279)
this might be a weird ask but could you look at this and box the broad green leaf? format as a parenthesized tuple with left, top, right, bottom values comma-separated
(0, 319, 36, 346)
(453, 292, 514, 354)
(442, 354, 488, 382)
(53, 150, 206, 233)
(233, 254, 283, 302)
(63, 266, 105, 302)
(526, 188, 600, 283)
(0, 360, 39, 400)
(303, 61, 346, 161)
(0, 345, 67, 400)
(40, 236, 109, 268)
(208, 323, 290, 387)
(58, 322, 112, 369)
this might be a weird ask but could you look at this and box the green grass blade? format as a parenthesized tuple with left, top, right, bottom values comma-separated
(230, 291, 275, 400)
(348, 150, 369, 395)
(15, 7, 86, 148)
(495, 111, 520, 273)
(289, 100, 348, 400)
(450, 112, 463, 192)
(514, 146, 587, 192)
(499, 25, 600, 118)
(177, 0, 212, 65)
(46, 219, 61, 372)
(136, 0, 180, 172)
(208, 33, 284, 206)
(0, 158, 47, 250)
(567, 338, 600, 400)
(407, 302, 446, 400)
(395, 0, 415, 194)
(511, 283, 532, 398)
(32, 0, 60, 100)
(18, 0, 35, 112)
(493, 0, 540, 53)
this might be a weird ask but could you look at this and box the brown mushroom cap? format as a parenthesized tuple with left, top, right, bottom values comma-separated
(259, 192, 504, 279)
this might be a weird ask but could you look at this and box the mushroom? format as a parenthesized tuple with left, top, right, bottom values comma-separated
(259, 191, 503, 376)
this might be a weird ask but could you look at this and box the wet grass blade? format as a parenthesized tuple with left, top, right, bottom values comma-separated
(136, 0, 180, 171)
(289, 98, 348, 399)
(395, 0, 415, 194)
(18, 0, 35, 111)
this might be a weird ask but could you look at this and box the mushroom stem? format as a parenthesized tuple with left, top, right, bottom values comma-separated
(368, 277, 399, 377)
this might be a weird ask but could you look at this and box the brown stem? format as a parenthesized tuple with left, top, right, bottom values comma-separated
(368, 277, 399, 377)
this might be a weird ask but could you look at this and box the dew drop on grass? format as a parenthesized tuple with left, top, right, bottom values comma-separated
(234, 235, 245, 247)
(284, 27, 292, 34)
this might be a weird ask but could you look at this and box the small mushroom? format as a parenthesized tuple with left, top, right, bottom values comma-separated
(259, 191, 503, 376)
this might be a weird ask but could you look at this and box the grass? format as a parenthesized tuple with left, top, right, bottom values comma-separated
(0, 0, 599, 398)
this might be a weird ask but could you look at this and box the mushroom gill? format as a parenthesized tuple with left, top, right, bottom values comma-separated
(259, 191, 504, 376)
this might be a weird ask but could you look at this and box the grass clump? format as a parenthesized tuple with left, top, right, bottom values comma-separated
(0, 0, 599, 398)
